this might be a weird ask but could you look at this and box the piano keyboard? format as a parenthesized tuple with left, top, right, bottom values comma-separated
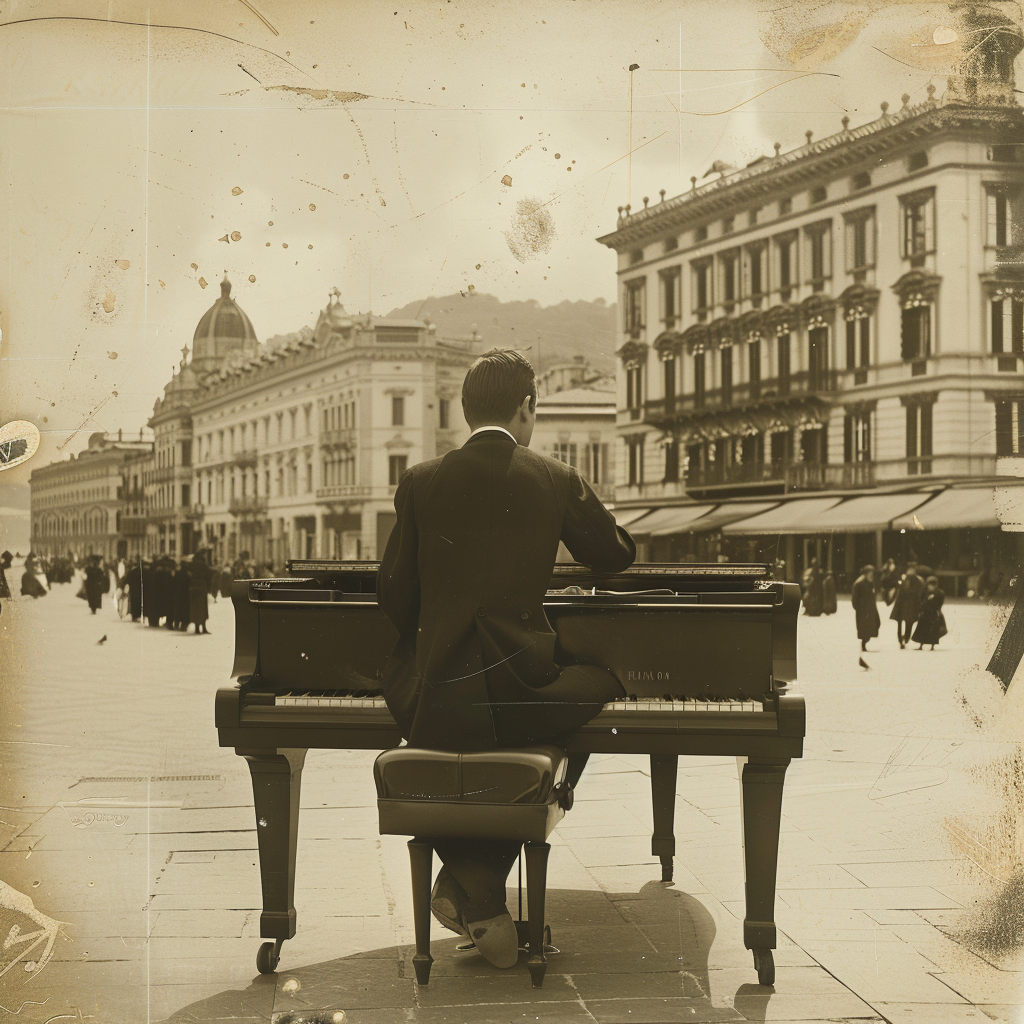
(272, 691, 764, 713)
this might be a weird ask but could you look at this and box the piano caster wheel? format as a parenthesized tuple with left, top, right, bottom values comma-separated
(752, 947, 775, 987)
(256, 939, 283, 974)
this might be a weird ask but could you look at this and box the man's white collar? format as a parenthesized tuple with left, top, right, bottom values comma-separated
(468, 425, 517, 444)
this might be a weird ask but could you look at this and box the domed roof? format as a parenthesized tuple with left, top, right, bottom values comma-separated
(194, 276, 257, 345)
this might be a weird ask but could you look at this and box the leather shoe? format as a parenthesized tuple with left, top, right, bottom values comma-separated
(465, 905, 519, 969)
(430, 869, 468, 937)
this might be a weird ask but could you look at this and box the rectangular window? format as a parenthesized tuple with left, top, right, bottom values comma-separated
(906, 402, 934, 473)
(392, 396, 405, 426)
(805, 223, 831, 285)
(901, 305, 931, 360)
(439, 398, 450, 429)
(181, 483, 191, 508)
(289, 410, 297, 439)
(844, 209, 875, 271)
(843, 412, 872, 463)
(388, 454, 408, 486)
(180, 440, 192, 467)
(747, 245, 766, 296)
(987, 190, 1016, 247)
(777, 334, 791, 393)
(748, 338, 761, 397)
(992, 295, 1024, 353)
(693, 352, 706, 408)
(692, 261, 711, 312)
(627, 439, 643, 486)
(305, 463, 313, 493)
(659, 268, 680, 323)
(720, 251, 739, 303)
(662, 355, 676, 405)
(585, 443, 603, 484)
(720, 346, 733, 405)
(845, 317, 871, 369)
(552, 443, 578, 468)
(776, 235, 796, 289)
(624, 279, 646, 332)
(995, 400, 1024, 456)
(663, 439, 679, 483)
(625, 364, 643, 409)
(808, 327, 829, 390)
(901, 190, 935, 257)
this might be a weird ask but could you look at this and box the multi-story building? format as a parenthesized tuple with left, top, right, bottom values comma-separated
(534, 385, 616, 505)
(29, 430, 154, 561)
(599, 3, 1024, 589)
(188, 288, 479, 566)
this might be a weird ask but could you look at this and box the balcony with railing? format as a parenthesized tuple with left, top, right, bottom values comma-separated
(233, 449, 259, 468)
(186, 503, 205, 522)
(785, 462, 875, 491)
(316, 484, 372, 502)
(320, 428, 356, 450)
(643, 370, 836, 426)
(684, 459, 876, 494)
(229, 496, 269, 516)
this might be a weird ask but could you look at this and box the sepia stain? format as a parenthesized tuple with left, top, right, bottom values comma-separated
(199, 277, 208, 289)
(0, 878, 65, 979)
(249, 274, 256, 282)
(107, 351, 118, 360)
(263, 85, 370, 105)
(230, 231, 242, 241)
(501, 174, 512, 187)
(159, 280, 166, 288)
(101, 289, 116, 313)
(309, 203, 316, 211)
(231, 186, 244, 196)
(0, 421, 40, 472)
(114, 259, 129, 270)
(503, 197, 556, 263)
(190, 262, 198, 270)
(219, 234, 229, 242)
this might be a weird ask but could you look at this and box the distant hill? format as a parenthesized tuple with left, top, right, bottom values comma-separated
(385, 293, 618, 374)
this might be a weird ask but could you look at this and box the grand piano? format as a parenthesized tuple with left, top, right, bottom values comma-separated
(216, 560, 805, 984)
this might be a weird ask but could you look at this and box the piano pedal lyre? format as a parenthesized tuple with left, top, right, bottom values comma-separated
(256, 938, 284, 974)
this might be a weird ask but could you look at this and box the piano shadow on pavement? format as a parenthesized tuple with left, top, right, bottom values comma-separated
(157, 881, 774, 1024)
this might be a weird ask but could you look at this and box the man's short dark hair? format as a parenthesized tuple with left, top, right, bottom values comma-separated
(462, 348, 537, 423)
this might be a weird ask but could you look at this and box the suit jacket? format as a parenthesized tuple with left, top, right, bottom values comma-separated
(377, 429, 636, 751)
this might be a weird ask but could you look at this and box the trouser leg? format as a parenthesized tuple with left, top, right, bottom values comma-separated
(431, 839, 521, 919)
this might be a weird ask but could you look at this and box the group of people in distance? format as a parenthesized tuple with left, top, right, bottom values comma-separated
(799, 558, 837, 617)
(3, 548, 280, 637)
(852, 560, 947, 653)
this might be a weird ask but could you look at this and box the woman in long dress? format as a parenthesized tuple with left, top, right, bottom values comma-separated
(83, 555, 107, 613)
(912, 577, 948, 650)
(21, 553, 48, 598)
(0, 550, 12, 601)
(189, 550, 211, 634)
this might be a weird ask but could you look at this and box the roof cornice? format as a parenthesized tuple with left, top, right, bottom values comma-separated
(598, 101, 1024, 251)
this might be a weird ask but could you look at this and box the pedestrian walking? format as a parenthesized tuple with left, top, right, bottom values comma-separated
(124, 558, 143, 622)
(0, 550, 12, 600)
(801, 557, 824, 617)
(21, 553, 48, 598)
(172, 560, 191, 631)
(852, 564, 880, 652)
(912, 577, 948, 650)
(890, 564, 925, 649)
(189, 549, 212, 634)
(83, 554, 107, 614)
(822, 571, 837, 615)
(878, 558, 898, 606)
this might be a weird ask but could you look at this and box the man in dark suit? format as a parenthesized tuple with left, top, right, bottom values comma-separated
(377, 348, 634, 967)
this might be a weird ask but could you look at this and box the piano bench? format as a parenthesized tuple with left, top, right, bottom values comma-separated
(373, 745, 573, 989)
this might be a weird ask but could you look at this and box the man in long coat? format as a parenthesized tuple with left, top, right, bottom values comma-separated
(189, 550, 211, 634)
(378, 348, 634, 968)
(890, 564, 925, 649)
(852, 564, 880, 652)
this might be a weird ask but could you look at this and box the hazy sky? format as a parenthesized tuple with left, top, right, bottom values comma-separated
(1, 0, 1015, 482)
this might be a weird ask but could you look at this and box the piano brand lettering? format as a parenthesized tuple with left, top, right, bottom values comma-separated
(626, 670, 670, 681)
(70, 811, 129, 828)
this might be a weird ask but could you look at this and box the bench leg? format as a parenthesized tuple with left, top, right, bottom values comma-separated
(408, 839, 434, 985)
(524, 841, 550, 988)
(650, 754, 678, 881)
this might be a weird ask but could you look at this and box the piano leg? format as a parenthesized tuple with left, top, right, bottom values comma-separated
(649, 754, 678, 882)
(737, 756, 789, 986)
(241, 747, 307, 950)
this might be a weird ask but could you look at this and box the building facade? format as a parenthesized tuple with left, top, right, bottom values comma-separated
(599, 3, 1024, 587)
(30, 430, 154, 561)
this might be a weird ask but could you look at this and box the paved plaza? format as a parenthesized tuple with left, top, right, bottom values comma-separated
(0, 570, 1023, 1023)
